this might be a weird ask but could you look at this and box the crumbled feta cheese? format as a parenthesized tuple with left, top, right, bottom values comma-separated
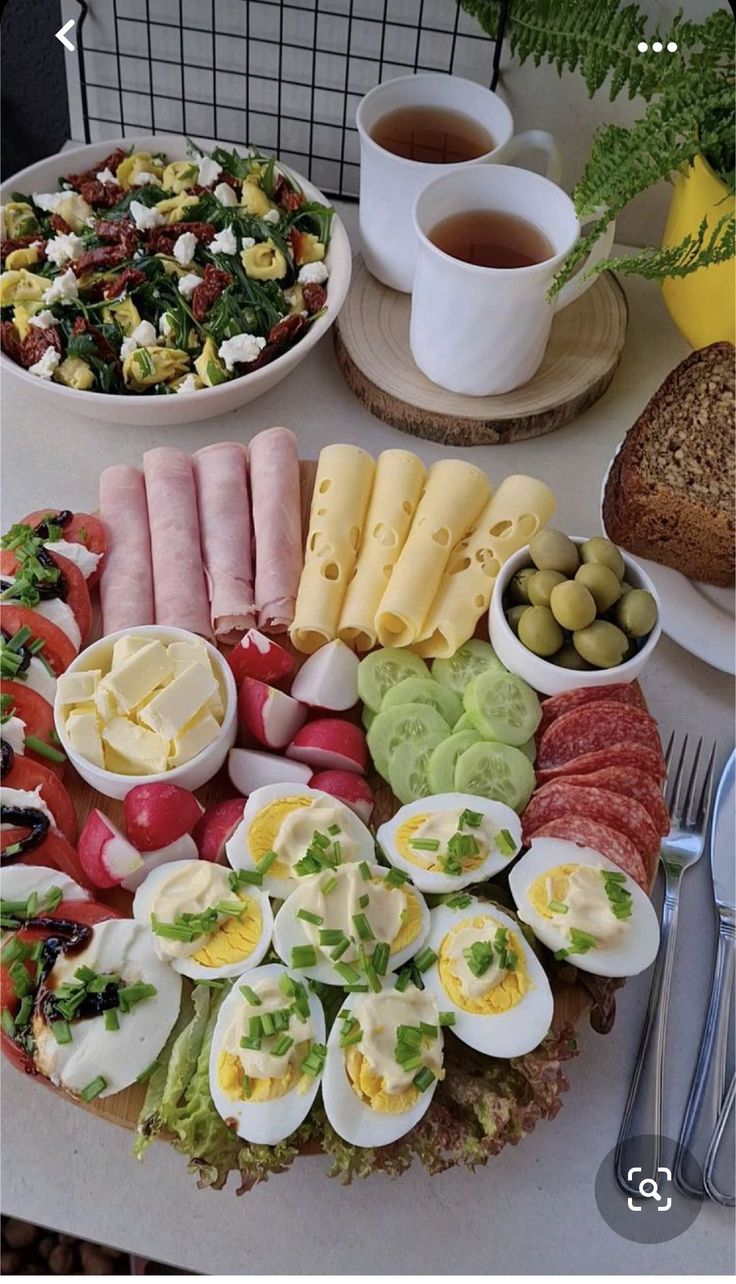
(213, 182, 237, 207)
(218, 333, 266, 371)
(209, 226, 237, 256)
(133, 171, 158, 187)
(197, 156, 221, 187)
(96, 168, 117, 185)
(298, 261, 328, 286)
(43, 268, 79, 306)
(130, 200, 165, 232)
(241, 237, 256, 250)
(28, 346, 61, 380)
(173, 231, 197, 267)
(263, 208, 280, 225)
(178, 272, 202, 299)
(32, 192, 65, 213)
(45, 232, 85, 268)
(28, 309, 57, 329)
(120, 319, 158, 359)
(159, 312, 174, 338)
(176, 374, 199, 394)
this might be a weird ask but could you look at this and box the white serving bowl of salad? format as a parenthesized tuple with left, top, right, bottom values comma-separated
(0, 134, 351, 425)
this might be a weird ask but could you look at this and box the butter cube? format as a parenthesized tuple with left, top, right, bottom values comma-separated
(106, 641, 172, 713)
(112, 635, 152, 668)
(57, 669, 101, 709)
(138, 661, 217, 740)
(102, 716, 170, 775)
(168, 642, 224, 717)
(66, 708, 104, 768)
(169, 709, 221, 766)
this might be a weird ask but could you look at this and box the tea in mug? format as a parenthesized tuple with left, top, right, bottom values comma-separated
(428, 209, 554, 269)
(370, 105, 495, 164)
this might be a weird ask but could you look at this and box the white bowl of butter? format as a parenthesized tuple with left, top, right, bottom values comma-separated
(53, 625, 237, 800)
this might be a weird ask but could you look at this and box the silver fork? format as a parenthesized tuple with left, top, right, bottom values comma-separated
(615, 733, 717, 1195)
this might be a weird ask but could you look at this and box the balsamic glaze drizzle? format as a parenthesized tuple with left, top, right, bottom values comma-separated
(0, 806, 51, 859)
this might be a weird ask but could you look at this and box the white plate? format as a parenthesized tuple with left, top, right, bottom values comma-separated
(0, 135, 351, 426)
(600, 454, 735, 675)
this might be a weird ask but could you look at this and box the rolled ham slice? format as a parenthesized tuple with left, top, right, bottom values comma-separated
(99, 464, 154, 634)
(143, 447, 212, 640)
(249, 427, 303, 632)
(193, 442, 255, 641)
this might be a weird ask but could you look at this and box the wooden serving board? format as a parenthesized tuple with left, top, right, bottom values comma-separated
(334, 256, 628, 446)
(58, 459, 591, 1134)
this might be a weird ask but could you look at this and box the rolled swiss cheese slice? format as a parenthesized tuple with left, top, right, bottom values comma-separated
(414, 473, 557, 658)
(374, 459, 491, 649)
(290, 444, 376, 654)
(337, 448, 426, 652)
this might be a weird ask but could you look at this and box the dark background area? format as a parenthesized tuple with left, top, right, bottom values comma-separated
(1, 0, 70, 179)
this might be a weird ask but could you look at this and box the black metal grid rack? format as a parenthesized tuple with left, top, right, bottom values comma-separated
(74, 0, 509, 198)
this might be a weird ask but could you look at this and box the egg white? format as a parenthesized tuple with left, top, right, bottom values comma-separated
(226, 783, 376, 899)
(0, 864, 90, 906)
(208, 962, 325, 1145)
(376, 793, 522, 894)
(272, 863, 430, 985)
(422, 900, 553, 1058)
(132, 858, 274, 980)
(322, 979, 441, 1148)
(508, 837, 660, 978)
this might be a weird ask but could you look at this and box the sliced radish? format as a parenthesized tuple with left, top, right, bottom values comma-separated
(226, 629, 295, 687)
(228, 747, 312, 796)
(238, 677, 307, 749)
(123, 783, 205, 853)
(77, 809, 143, 889)
(309, 770, 375, 825)
(286, 718, 367, 774)
(290, 639, 359, 710)
(192, 798, 246, 863)
(121, 834, 198, 891)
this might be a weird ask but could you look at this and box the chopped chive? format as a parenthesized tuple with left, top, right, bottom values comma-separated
(248, 1015, 263, 1039)
(412, 1066, 435, 1092)
(260, 1012, 275, 1036)
(344, 982, 369, 993)
(329, 937, 351, 961)
(7, 626, 32, 652)
(327, 823, 341, 836)
(0, 917, 20, 930)
(322, 875, 337, 895)
(352, 913, 374, 942)
(1, 1008, 15, 1037)
(359, 893, 370, 909)
(548, 899, 568, 914)
(301, 1042, 327, 1077)
(339, 1025, 363, 1049)
(24, 734, 66, 764)
(384, 867, 408, 888)
(496, 828, 517, 857)
(414, 947, 437, 973)
(297, 908, 323, 926)
(319, 928, 347, 946)
(334, 961, 361, 985)
(14, 995, 32, 1028)
(364, 964, 381, 993)
(420, 1022, 437, 1039)
(291, 945, 317, 969)
(242, 1074, 252, 1099)
(25, 891, 38, 918)
(80, 1075, 107, 1102)
(372, 942, 390, 976)
(279, 974, 296, 998)
(438, 1010, 456, 1027)
(272, 1033, 294, 1057)
(240, 985, 261, 1006)
(311, 830, 330, 850)
(358, 861, 371, 880)
(136, 1060, 160, 1083)
(394, 969, 412, 992)
(460, 808, 483, 828)
(104, 1009, 120, 1032)
(257, 848, 279, 873)
(410, 839, 440, 852)
(231, 868, 263, 887)
(446, 892, 473, 909)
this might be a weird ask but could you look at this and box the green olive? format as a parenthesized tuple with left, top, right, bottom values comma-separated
(574, 562, 622, 613)
(528, 569, 567, 608)
(528, 529, 580, 576)
(518, 605, 564, 657)
(506, 604, 530, 637)
(613, 588, 658, 639)
(549, 580, 597, 631)
(508, 566, 536, 605)
(579, 536, 625, 579)
(551, 642, 593, 671)
(573, 620, 629, 668)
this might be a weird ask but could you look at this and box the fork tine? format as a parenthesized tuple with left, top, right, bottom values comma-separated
(664, 730, 676, 769)
(681, 736, 703, 822)
(690, 740, 717, 828)
(666, 733, 689, 821)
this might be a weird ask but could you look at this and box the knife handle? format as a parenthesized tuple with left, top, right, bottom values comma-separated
(675, 917, 736, 1197)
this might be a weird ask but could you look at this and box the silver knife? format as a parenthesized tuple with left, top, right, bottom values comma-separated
(675, 748, 735, 1198)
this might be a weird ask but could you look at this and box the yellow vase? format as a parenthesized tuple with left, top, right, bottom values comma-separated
(661, 154, 735, 348)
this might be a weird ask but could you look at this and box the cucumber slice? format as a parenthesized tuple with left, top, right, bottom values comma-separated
(389, 730, 449, 804)
(362, 705, 375, 732)
(519, 737, 537, 764)
(453, 711, 476, 733)
(464, 670, 541, 747)
(358, 648, 430, 712)
(431, 639, 505, 696)
(428, 730, 481, 794)
(382, 676, 462, 727)
(454, 741, 536, 812)
(367, 702, 451, 782)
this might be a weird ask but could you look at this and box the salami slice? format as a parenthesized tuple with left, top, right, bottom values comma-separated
(522, 782, 659, 864)
(536, 741, 667, 786)
(526, 816, 649, 890)
(537, 702, 662, 772)
(538, 682, 646, 737)
(538, 767, 669, 837)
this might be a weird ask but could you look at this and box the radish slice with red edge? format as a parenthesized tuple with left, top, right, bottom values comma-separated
(290, 640, 359, 711)
(77, 809, 143, 889)
(286, 718, 367, 774)
(309, 770, 374, 824)
(123, 783, 204, 852)
(226, 629, 295, 687)
(121, 834, 199, 891)
(237, 677, 307, 749)
(192, 798, 246, 863)
(228, 747, 311, 796)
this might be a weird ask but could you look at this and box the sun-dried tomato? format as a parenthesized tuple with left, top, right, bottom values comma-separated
(79, 180, 125, 209)
(103, 266, 146, 299)
(267, 313, 307, 349)
(73, 244, 128, 276)
(49, 214, 73, 236)
(191, 264, 232, 321)
(67, 148, 126, 191)
(301, 282, 326, 314)
(240, 343, 278, 373)
(94, 219, 139, 256)
(19, 325, 62, 370)
(147, 220, 216, 255)
(273, 175, 304, 211)
(72, 316, 118, 364)
(0, 321, 22, 364)
(1, 235, 44, 265)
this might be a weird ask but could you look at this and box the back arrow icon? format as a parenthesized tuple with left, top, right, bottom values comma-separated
(56, 19, 76, 51)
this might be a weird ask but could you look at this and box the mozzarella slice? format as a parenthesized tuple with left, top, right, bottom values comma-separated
(1, 864, 89, 904)
(44, 540, 101, 580)
(0, 785, 57, 829)
(21, 658, 57, 705)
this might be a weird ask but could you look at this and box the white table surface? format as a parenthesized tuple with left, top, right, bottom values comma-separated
(1, 205, 734, 1276)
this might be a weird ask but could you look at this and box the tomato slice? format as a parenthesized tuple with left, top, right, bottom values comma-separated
(0, 548, 91, 644)
(1, 899, 122, 1073)
(20, 512, 106, 587)
(0, 604, 76, 675)
(2, 831, 87, 886)
(2, 755, 78, 843)
(1, 680, 65, 778)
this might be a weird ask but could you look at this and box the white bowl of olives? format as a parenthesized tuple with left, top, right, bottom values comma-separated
(489, 531, 662, 696)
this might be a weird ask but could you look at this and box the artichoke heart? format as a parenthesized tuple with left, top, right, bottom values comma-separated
(12, 302, 44, 339)
(53, 193, 93, 233)
(54, 355, 95, 390)
(5, 246, 41, 271)
(123, 344, 190, 388)
(3, 201, 39, 239)
(242, 239, 287, 281)
(161, 160, 199, 193)
(102, 296, 141, 335)
(0, 268, 50, 305)
(193, 337, 229, 386)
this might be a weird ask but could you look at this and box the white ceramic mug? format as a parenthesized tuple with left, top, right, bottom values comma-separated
(409, 165, 616, 396)
(356, 72, 562, 293)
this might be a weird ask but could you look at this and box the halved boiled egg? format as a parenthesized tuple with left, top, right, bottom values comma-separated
(422, 898, 553, 1058)
(272, 861, 429, 986)
(376, 793, 521, 894)
(208, 962, 326, 1145)
(226, 783, 376, 899)
(508, 838, 660, 978)
(322, 981, 443, 1147)
(1, 863, 90, 912)
(133, 859, 273, 980)
(32, 918, 181, 1098)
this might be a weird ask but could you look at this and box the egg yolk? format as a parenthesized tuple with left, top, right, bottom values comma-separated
(528, 863, 579, 920)
(438, 915, 528, 1015)
(192, 896, 262, 969)
(246, 796, 314, 878)
(391, 887, 425, 954)
(345, 1047, 421, 1114)
(395, 813, 486, 874)
(217, 1042, 312, 1102)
